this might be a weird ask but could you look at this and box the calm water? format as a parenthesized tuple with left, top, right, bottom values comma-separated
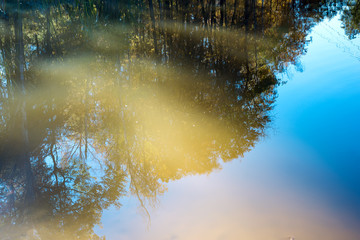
(0, 1, 359, 239)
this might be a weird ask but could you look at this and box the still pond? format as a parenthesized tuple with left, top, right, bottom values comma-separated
(0, 0, 359, 239)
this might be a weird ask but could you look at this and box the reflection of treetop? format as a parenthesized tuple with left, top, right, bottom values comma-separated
(0, 0, 355, 239)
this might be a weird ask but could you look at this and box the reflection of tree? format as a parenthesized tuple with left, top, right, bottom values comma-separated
(342, 0, 360, 39)
(0, 0, 355, 239)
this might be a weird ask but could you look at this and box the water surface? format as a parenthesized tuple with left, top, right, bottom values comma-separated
(0, 1, 359, 239)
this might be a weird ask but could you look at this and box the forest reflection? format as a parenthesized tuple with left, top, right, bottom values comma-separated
(0, 0, 359, 239)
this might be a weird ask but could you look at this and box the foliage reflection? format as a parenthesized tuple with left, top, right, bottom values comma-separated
(0, 0, 358, 239)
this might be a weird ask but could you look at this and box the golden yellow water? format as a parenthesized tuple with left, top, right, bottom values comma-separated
(0, 28, 275, 239)
(1, 1, 360, 239)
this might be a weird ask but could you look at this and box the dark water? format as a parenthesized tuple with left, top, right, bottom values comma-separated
(0, 0, 359, 239)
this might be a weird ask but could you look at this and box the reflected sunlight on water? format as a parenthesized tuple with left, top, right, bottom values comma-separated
(96, 14, 360, 239)
(0, 0, 359, 239)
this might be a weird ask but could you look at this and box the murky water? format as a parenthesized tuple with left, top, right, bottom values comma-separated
(0, 1, 359, 239)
